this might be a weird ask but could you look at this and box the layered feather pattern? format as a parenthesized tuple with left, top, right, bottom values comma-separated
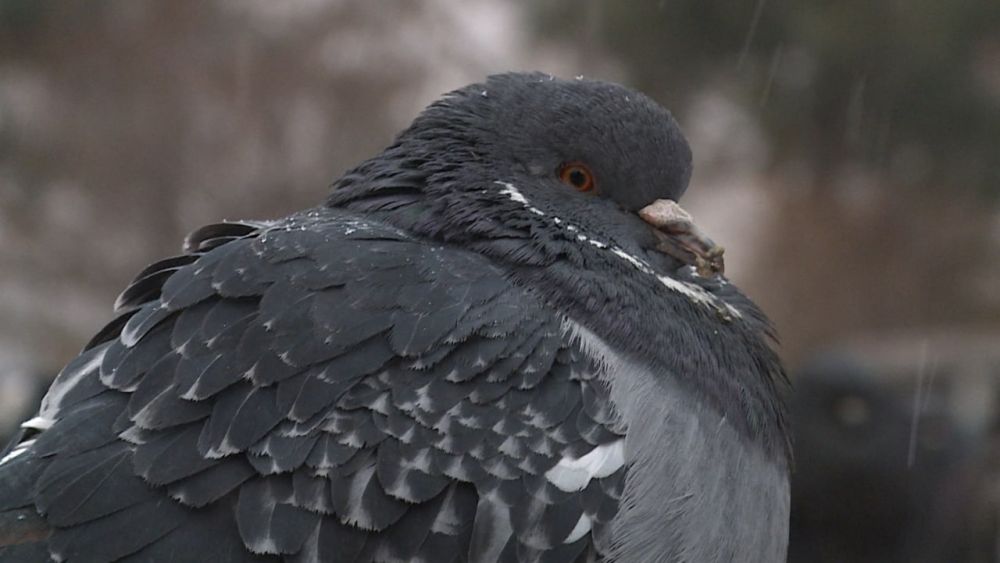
(0, 209, 626, 562)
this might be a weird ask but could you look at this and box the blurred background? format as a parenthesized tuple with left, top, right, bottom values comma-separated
(0, 1, 998, 560)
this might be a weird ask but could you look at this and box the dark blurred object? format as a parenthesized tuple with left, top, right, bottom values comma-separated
(789, 330, 1000, 563)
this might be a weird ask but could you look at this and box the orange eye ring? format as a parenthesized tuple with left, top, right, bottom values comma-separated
(558, 162, 596, 192)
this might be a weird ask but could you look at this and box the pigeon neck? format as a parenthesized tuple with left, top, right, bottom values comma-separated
(326, 143, 790, 465)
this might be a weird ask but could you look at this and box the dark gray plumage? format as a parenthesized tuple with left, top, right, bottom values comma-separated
(0, 72, 789, 562)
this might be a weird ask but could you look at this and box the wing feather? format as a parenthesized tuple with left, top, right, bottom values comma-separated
(0, 210, 625, 562)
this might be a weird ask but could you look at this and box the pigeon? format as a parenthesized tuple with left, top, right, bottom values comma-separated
(0, 72, 790, 562)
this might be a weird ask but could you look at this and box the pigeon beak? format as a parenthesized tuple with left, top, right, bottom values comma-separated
(638, 199, 725, 277)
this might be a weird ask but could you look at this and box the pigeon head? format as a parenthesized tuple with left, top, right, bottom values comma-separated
(333, 73, 718, 279)
(435, 72, 695, 210)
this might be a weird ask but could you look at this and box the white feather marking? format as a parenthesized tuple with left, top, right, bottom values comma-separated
(383, 478, 415, 504)
(40, 346, 107, 419)
(404, 448, 434, 472)
(609, 247, 648, 270)
(0, 439, 36, 465)
(368, 392, 390, 415)
(120, 320, 142, 349)
(118, 425, 145, 445)
(565, 513, 593, 543)
(494, 181, 742, 319)
(251, 535, 279, 555)
(544, 439, 625, 492)
(21, 416, 54, 431)
(243, 486, 282, 554)
(415, 383, 433, 411)
(430, 488, 464, 535)
(342, 465, 380, 530)
(295, 521, 324, 563)
(0, 450, 24, 466)
(498, 435, 522, 457)
(496, 182, 530, 205)
(397, 425, 418, 443)
(203, 436, 239, 459)
(338, 432, 365, 449)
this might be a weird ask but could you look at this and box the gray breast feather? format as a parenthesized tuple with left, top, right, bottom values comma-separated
(566, 320, 790, 563)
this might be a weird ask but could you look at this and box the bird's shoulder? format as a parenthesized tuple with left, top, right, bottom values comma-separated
(0, 207, 627, 562)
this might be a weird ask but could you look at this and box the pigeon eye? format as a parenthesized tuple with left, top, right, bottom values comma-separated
(558, 162, 595, 192)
